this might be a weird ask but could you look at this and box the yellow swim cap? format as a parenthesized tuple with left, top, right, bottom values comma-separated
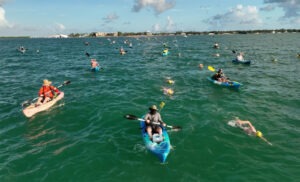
(256, 131, 263, 138)
(168, 80, 174, 84)
(167, 89, 174, 95)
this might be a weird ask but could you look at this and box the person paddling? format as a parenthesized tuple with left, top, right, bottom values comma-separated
(144, 105, 166, 141)
(211, 69, 228, 82)
(236, 52, 244, 61)
(36, 79, 61, 106)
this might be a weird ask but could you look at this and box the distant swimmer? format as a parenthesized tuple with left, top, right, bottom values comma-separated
(163, 87, 174, 96)
(120, 47, 126, 55)
(213, 42, 219, 49)
(90, 59, 99, 69)
(85, 52, 90, 57)
(165, 77, 175, 84)
(297, 53, 300, 58)
(199, 64, 204, 69)
(228, 117, 272, 145)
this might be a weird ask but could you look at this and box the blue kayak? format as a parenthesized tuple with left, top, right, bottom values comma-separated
(207, 77, 242, 89)
(232, 59, 251, 65)
(140, 116, 171, 163)
(91, 66, 100, 72)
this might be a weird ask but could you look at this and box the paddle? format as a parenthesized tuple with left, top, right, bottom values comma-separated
(21, 80, 71, 107)
(208, 65, 215, 72)
(124, 114, 182, 131)
(159, 101, 165, 112)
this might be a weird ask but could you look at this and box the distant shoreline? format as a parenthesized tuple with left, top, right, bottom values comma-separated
(1, 29, 299, 38)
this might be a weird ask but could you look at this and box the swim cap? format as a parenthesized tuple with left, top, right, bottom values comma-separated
(167, 89, 174, 95)
(168, 80, 174, 84)
(256, 131, 263, 138)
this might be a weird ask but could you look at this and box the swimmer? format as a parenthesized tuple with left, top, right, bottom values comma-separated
(229, 117, 272, 145)
(199, 64, 204, 69)
(163, 87, 174, 96)
(165, 77, 175, 84)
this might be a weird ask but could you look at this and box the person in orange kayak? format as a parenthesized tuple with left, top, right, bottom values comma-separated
(36, 79, 60, 106)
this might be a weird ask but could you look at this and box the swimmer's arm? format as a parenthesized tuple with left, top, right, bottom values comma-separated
(238, 120, 256, 132)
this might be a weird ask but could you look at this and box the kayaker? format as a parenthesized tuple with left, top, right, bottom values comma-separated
(211, 69, 228, 82)
(90, 59, 99, 68)
(236, 52, 244, 61)
(144, 105, 167, 141)
(36, 79, 61, 106)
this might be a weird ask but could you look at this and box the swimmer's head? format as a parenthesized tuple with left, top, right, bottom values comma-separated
(167, 80, 174, 84)
(256, 131, 263, 138)
(167, 89, 174, 95)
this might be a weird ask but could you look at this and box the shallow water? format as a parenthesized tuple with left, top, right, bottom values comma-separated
(0, 34, 299, 181)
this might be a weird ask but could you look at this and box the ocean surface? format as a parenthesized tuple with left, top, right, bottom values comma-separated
(0, 34, 299, 182)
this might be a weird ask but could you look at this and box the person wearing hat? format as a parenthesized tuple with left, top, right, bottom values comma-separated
(36, 79, 61, 106)
(144, 105, 166, 141)
(211, 68, 228, 82)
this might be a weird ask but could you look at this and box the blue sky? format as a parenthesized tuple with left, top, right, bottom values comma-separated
(0, 0, 299, 37)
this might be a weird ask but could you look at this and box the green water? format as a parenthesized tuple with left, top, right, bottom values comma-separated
(0, 34, 299, 182)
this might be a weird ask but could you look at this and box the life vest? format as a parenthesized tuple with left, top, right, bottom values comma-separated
(38, 86, 59, 98)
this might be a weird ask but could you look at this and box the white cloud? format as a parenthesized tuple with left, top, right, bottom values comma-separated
(205, 4, 262, 30)
(0, 0, 11, 6)
(260, 4, 276, 11)
(263, 0, 300, 17)
(103, 13, 119, 23)
(55, 23, 66, 31)
(0, 7, 12, 28)
(152, 23, 160, 32)
(132, 0, 176, 15)
(166, 16, 175, 31)
(151, 16, 176, 32)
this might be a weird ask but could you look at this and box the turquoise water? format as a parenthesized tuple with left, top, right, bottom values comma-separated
(0, 34, 299, 181)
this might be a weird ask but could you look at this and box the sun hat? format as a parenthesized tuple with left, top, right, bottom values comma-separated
(43, 79, 52, 86)
(149, 105, 158, 110)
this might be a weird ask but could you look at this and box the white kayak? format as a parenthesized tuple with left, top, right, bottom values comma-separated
(22, 92, 64, 118)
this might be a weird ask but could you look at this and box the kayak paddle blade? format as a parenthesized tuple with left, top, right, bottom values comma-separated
(208, 66, 215, 72)
(124, 114, 139, 120)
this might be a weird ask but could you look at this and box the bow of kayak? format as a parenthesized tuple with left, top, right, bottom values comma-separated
(140, 118, 171, 163)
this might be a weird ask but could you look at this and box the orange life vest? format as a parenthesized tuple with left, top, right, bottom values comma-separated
(38, 86, 60, 98)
